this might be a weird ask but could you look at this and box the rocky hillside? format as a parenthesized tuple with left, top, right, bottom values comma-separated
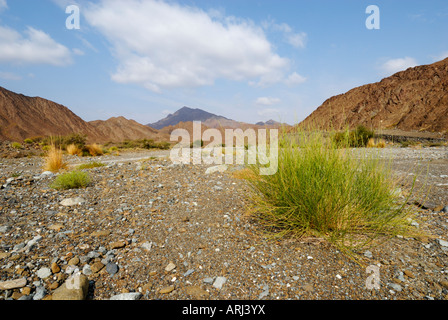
(89, 117, 167, 143)
(148, 107, 238, 130)
(301, 58, 448, 133)
(0, 86, 106, 143)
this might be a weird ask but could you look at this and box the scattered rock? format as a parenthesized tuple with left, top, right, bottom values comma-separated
(110, 292, 142, 300)
(37, 267, 52, 279)
(185, 286, 209, 299)
(0, 278, 27, 290)
(33, 286, 47, 300)
(205, 165, 228, 175)
(106, 263, 119, 276)
(110, 240, 126, 250)
(438, 239, 448, 247)
(52, 273, 89, 300)
(51, 262, 61, 274)
(159, 285, 175, 294)
(60, 197, 86, 207)
(213, 277, 227, 290)
(165, 262, 176, 272)
(90, 262, 105, 273)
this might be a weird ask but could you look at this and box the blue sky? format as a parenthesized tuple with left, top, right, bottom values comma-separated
(0, 0, 447, 125)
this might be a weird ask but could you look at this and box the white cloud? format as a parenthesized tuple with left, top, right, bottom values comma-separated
(0, 0, 7, 12)
(0, 25, 72, 66)
(257, 108, 279, 117)
(284, 72, 307, 86)
(380, 57, 418, 75)
(432, 51, 448, 62)
(84, 0, 291, 92)
(0, 71, 21, 80)
(255, 97, 281, 106)
(72, 48, 85, 56)
(262, 20, 307, 49)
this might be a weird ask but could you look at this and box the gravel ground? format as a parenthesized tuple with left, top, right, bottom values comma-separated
(0, 146, 447, 300)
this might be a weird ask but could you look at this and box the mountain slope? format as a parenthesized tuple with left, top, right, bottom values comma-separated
(148, 106, 235, 130)
(300, 58, 448, 133)
(0, 86, 106, 142)
(89, 117, 167, 142)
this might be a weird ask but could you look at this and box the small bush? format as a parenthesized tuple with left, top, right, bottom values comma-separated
(77, 162, 105, 170)
(50, 170, 91, 190)
(333, 125, 375, 148)
(44, 145, 67, 173)
(42, 133, 87, 150)
(23, 138, 34, 144)
(67, 144, 82, 156)
(85, 144, 103, 156)
(367, 138, 386, 148)
(11, 142, 23, 149)
(243, 128, 418, 255)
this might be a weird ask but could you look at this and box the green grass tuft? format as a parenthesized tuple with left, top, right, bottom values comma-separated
(50, 170, 91, 190)
(77, 162, 106, 170)
(243, 127, 420, 256)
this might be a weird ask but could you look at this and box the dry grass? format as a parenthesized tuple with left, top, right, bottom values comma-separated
(86, 144, 104, 156)
(44, 145, 67, 173)
(367, 138, 386, 148)
(66, 144, 82, 156)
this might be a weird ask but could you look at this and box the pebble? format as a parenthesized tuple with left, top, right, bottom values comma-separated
(203, 277, 214, 284)
(52, 274, 89, 300)
(90, 262, 105, 273)
(106, 263, 119, 275)
(364, 251, 373, 259)
(165, 262, 176, 272)
(36, 267, 52, 279)
(0, 278, 27, 290)
(109, 292, 143, 300)
(213, 277, 227, 290)
(33, 286, 47, 300)
(51, 262, 61, 273)
(60, 197, 86, 207)
(183, 269, 195, 277)
(185, 286, 209, 299)
(438, 239, 448, 247)
(159, 285, 175, 294)
(110, 240, 126, 249)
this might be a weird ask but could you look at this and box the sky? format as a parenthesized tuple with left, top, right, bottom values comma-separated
(0, 0, 447, 126)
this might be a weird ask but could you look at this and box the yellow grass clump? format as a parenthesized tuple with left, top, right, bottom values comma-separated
(44, 145, 67, 173)
(86, 144, 104, 156)
(66, 144, 82, 156)
(367, 138, 386, 148)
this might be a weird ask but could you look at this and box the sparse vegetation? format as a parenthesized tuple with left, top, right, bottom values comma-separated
(367, 138, 386, 148)
(23, 138, 34, 144)
(50, 170, 91, 190)
(85, 143, 104, 157)
(243, 127, 418, 256)
(11, 142, 23, 149)
(66, 144, 82, 156)
(333, 125, 375, 148)
(44, 145, 67, 173)
(77, 162, 105, 170)
(41, 133, 87, 150)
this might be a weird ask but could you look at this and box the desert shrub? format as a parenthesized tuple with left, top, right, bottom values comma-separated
(42, 133, 87, 150)
(44, 145, 67, 173)
(77, 162, 105, 170)
(333, 125, 375, 148)
(50, 170, 91, 190)
(367, 138, 386, 148)
(155, 141, 171, 150)
(243, 128, 418, 255)
(67, 144, 82, 156)
(85, 144, 103, 156)
(23, 138, 34, 144)
(11, 142, 22, 149)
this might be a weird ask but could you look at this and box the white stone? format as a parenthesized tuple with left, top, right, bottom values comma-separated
(0, 278, 27, 290)
(109, 293, 143, 300)
(438, 239, 448, 247)
(60, 197, 86, 207)
(36, 267, 52, 279)
(205, 165, 228, 175)
(213, 277, 227, 290)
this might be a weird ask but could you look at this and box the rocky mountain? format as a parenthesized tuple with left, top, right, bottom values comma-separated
(0, 86, 106, 143)
(89, 117, 167, 143)
(300, 57, 448, 133)
(148, 106, 242, 130)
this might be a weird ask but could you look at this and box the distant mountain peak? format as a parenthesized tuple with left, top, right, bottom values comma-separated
(148, 106, 231, 130)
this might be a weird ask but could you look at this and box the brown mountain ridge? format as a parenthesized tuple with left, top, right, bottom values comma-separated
(301, 57, 448, 133)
